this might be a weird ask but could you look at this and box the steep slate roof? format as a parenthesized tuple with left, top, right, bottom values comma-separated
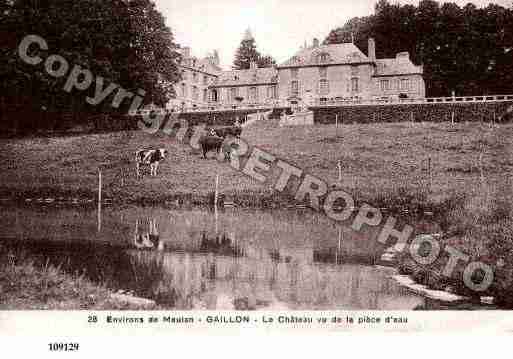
(180, 57, 221, 75)
(279, 43, 370, 67)
(212, 67, 278, 87)
(374, 58, 423, 76)
(279, 42, 423, 77)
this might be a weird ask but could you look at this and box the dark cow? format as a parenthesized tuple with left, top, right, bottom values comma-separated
(135, 148, 168, 177)
(199, 135, 230, 160)
(209, 125, 242, 138)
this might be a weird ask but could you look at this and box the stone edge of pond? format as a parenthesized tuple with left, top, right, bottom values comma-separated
(110, 293, 157, 309)
(381, 242, 496, 308)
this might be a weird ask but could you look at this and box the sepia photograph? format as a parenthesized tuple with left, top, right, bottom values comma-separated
(0, 0, 513, 334)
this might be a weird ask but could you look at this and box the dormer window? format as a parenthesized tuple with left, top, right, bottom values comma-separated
(318, 52, 330, 63)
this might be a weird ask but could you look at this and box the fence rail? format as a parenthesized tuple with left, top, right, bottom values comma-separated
(313, 94, 513, 107)
(129, 94, 513, 116)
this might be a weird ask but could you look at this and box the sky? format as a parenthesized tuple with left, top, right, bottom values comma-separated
(154, 0, 511, 69)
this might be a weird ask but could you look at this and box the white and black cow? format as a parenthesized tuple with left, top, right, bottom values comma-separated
(135, 148, 168, 177)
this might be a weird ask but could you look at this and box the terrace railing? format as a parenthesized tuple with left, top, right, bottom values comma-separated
(128, 95, 513, 116)
(313, 94, 513, 107)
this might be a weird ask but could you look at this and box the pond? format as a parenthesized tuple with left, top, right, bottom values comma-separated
(0, 205, 429, 310)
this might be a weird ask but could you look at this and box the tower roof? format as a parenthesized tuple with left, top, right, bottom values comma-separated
(243, 28, 254, 41)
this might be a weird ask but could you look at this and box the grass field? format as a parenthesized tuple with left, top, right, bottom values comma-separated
(1, 120, 511, 207)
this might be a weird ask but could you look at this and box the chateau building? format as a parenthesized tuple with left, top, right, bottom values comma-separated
(169, 35, 425, 111)
(277, 37, 425, 106)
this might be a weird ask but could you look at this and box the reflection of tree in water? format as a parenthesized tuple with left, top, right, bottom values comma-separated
(199, 231, 244, 257)
(313, 248, 378, 266)
(133, 218, 162, 250)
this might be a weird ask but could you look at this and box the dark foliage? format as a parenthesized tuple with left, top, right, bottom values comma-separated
(324, 0, 513, 97)
(232, 29, 276, 70)
(0, 0, 181, 135)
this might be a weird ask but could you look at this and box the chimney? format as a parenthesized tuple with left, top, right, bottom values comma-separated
(312, 38, 320, 47)
(182, 46, 191, 58)
(249, 61, 258, 69)
(368, 38, 376, 62)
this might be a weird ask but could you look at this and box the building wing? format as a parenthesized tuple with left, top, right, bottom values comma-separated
(212, 67, 278, 87)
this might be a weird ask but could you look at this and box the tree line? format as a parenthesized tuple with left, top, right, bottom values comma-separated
(324, 0, 513, 97)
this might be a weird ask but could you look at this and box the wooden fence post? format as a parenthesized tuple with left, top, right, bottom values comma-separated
(214, 174, 219, 234)
(335, 114, 339, 137)
(97, 169, 102, 232)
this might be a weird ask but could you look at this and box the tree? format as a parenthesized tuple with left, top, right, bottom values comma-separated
(323, 0, 513, 97)
(0, 0, 181, 135)
(232, 29, 276, 69)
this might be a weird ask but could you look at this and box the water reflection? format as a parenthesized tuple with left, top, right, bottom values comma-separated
(134, 218, 163, 250)
(0, 206, 425, 310)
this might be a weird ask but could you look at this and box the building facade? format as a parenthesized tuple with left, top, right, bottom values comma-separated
(277, 37, 425, 107)
(168, 47, 222, 111)
(209, 62, 279, 108)
(168, 37, 425, 111)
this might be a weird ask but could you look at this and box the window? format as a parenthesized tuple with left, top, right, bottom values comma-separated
(400, 78, 410, 90)
(182, 70, 188, 81)
(351, 78, 359, 92)
(203, 89, 208, 102)
(211, 89, 218, 102)
(319, 67, 327, 78)
(192, 86, 198, 100)
(249, 87, 258, 102)
(380, 79, 390, 91)
(267, 85, 277, 99)
(181, 83, 187, 98)
(203, 75, 208, 85)
(318, 53, 330, 63)
(351, 65, 359, 76)
(291, 68, 299, 79)
(291, 80, 299, 96)
(192, 72, 198, 83)
(229, 87, 238, 102)
(319, 79, 329, 95)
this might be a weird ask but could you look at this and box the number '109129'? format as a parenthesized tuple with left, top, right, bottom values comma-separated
(48, 343, 79, 351)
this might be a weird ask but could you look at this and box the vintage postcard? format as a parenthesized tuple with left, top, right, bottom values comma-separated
(1, 0, 513, 347)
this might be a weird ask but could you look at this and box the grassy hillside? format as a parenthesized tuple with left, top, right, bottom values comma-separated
(0, 120, 511, 207)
